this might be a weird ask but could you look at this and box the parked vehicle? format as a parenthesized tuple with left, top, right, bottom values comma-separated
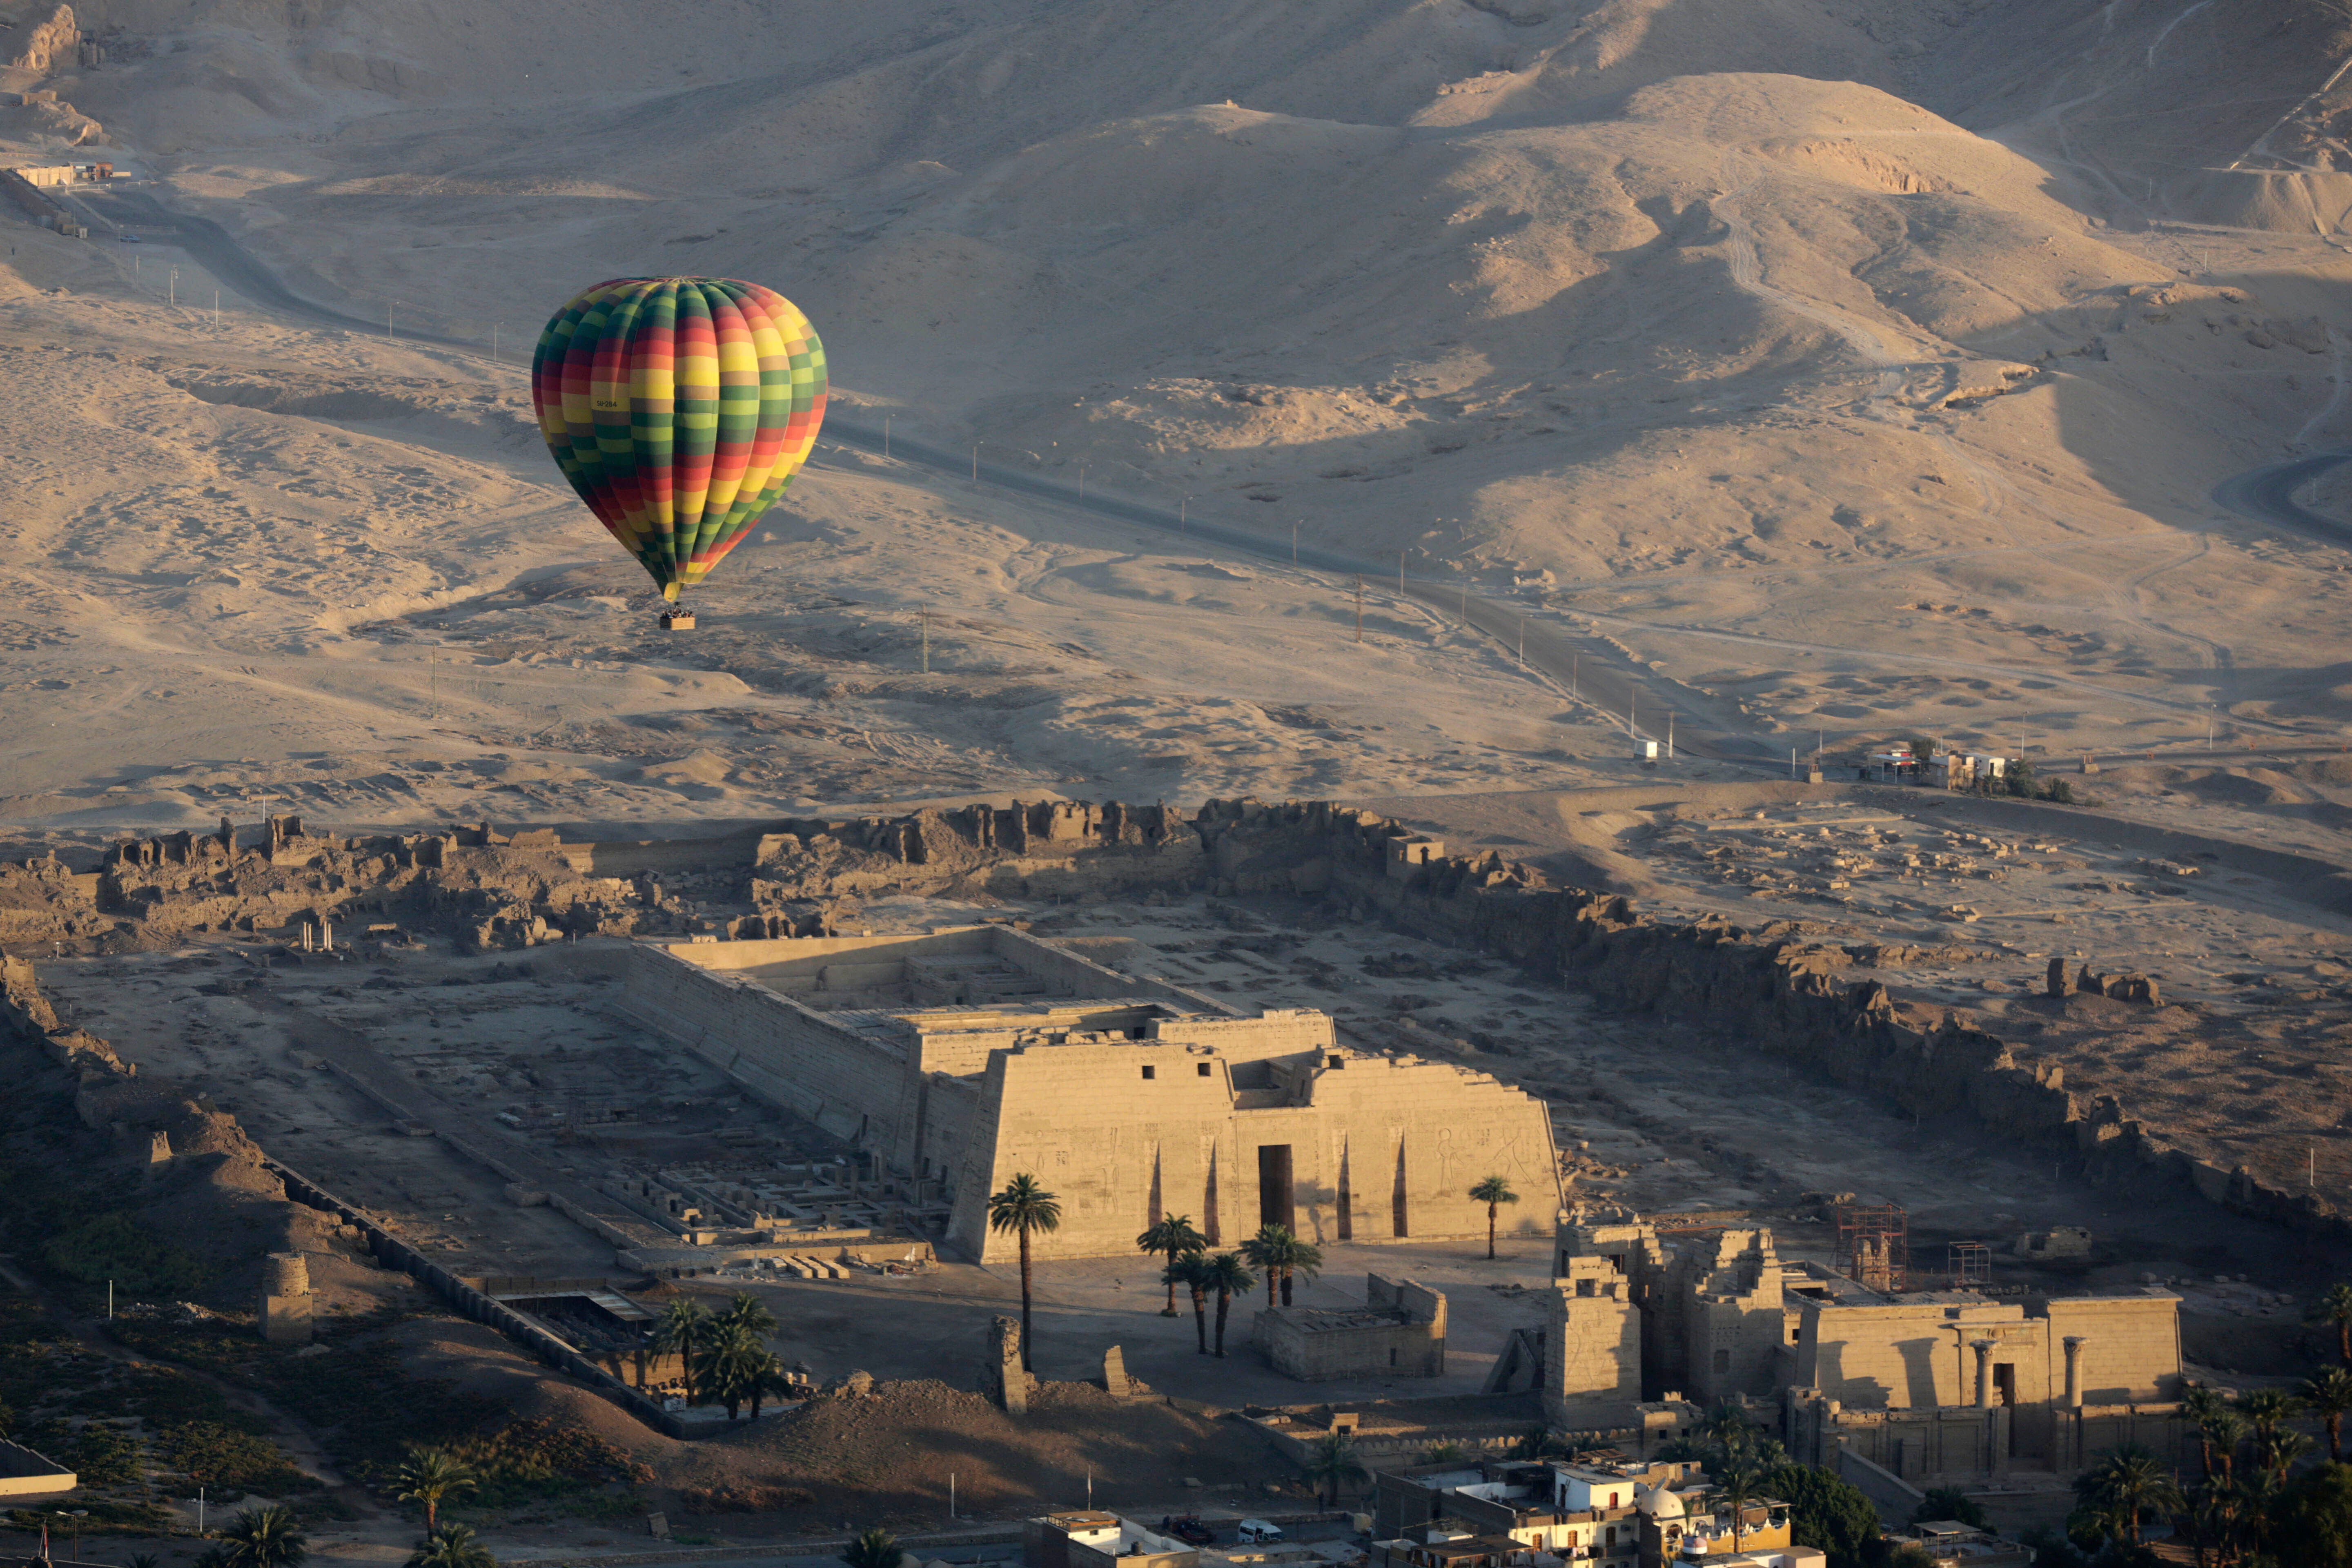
(1160, 1517, 1215, 1547)
(1237, 1521, 1284, 1545)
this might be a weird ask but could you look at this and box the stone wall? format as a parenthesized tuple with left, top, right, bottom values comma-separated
(1190, 799, 2350, 1243)
(944, 1039, 1559, 1263)
(610, 940, 916, 1151)
(1250, 1273, 1447, 1380)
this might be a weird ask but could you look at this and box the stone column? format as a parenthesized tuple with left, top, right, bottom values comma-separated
(1971, 1339, 1996, 1409)
(2063, 1336, 2088, 1408)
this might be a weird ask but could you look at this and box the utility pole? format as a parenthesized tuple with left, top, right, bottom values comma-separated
(920, 609, 930, 674)
(1630, 693, 1637, 737)
(1398, 550, 1405, 593)
(1668, 712, 1674, 759)
(1517, 618, 1524, 664)
(971, 443, 979, 481)
(388, 302, 394, 339)
(1353, 577, 1363, 643)
(168, 265, 176, 305)
(1790, 747, 1796, 779)
(1571, 653, 1577, 699)
(493, 322, 499, 360)
(1180, 495, 1189, 533)
(884, 412, 892, 459)
(1078, 463, 1087, 502)
(213, 290, 218, 323)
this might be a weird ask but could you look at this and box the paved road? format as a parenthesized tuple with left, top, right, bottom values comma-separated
(75, 185, 421, 334)
(822, 423, 1772, 766)
(57, 185, 1775, 770)
(2213, 450, 2352, 543)
(89, 185, 2340, 773)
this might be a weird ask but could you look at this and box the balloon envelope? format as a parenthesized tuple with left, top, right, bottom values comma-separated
(532, 276, 826, 601)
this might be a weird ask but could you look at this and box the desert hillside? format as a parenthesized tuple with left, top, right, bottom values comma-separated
(0, 0, 2344, 827)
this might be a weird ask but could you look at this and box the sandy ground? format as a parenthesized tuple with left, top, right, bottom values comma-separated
(31, 880, 2334, 1419)
(0, 1, 2344, 829)
(5, 7, 2352, 1542)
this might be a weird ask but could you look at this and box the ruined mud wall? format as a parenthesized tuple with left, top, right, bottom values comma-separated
(746, 800, 1200, 909)
(3, 952, 294, 1184)
(1190, 799, 2345, 1243)
(6, 802, 1203, 956)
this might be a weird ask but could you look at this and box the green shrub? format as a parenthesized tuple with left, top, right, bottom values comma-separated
(41, 1213, 214, 1296)
(1768, 1464, 1885, 1568)
(27, 1420, 144, 1487)
(446, 1418, 655, 1507)
(154, 1422, 317, 1495)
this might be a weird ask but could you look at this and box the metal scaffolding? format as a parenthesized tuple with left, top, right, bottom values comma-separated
(1834, 1201, 1909, 1292)
(1948, 1240, 1992, 1289)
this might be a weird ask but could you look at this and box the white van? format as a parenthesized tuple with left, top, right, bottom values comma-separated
(1237, 1522, 1284, 1545)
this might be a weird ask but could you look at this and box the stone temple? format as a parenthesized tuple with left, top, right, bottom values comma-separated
(614, 924, 1560, 1263)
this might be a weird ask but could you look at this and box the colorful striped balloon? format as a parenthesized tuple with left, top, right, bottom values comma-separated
(531, 276, 826, 603)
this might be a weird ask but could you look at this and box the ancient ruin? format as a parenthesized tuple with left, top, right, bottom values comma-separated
(1479, 1209, 2186, 1488)
(1252, 1273, 1448, 1380)
(0, 784, 2325, 1522)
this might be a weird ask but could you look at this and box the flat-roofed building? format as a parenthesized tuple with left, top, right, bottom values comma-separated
(1025, 1513, 1199, 1568)
(619, 928, 1559, 1262)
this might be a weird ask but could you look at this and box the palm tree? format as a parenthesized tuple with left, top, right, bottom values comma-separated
(1240, 1225, 1287, 1308)
(404, 1525, 497, 1568)
(2185, 1481, 2239, 1568)
(714, 1290, 778, 1340)
(1137, 1215, 1208, 1316)
(2306, 1367, 2352, 1462)
(842, 1527, 900, 1568)
(394, 1449, 476, 1536)
(127, 1555, 162, 1568)
(217, 1507, 310, 1568)
(746, 1350, 795, 1419)
(2259, 1427, 2314, 1486)
(1167, 1251, 1212, 1353)
(2311, 1283, 2352, 1368)
(1711, 1441, 1776, 1552)
(1698, 1399, 1758, 1453)
(2241, 1387, 2305, 1477)
(649, 1297, 710, 1405)
(2074, 1443, 2186, 1546)
(1304, 1431, 1368, 1508)
(1277, 1232, 1323, 1307)
(1468, 1175, 1519, 1259)
(692, 1322, 772, 1419)
(2182, 1385, 2230, 1481)
(1203, 1252, 1256, 1357)
(1421, 1441, 1468, 1466)
(2205, 1410, 2249, 1486)
(987, 1173, 1062, 1372)
(2226, 1467, 2285, 1564)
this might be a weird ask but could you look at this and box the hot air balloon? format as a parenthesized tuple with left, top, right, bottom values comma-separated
(531, 276, 826, 623)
